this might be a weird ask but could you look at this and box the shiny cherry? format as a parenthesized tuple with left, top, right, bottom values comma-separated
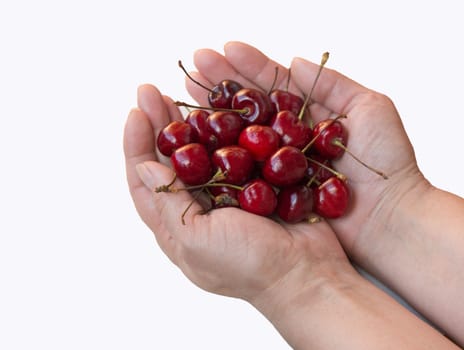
(209, 186, 239, 209)
(269, 110, 312, 149)
(231, 88, 274, 125)
(276, 184, 314, 223)
(206, 111, 244, 149)
(311, 119, 347, 159)
(211, 145, 254, 185)
(262, 146, 308, 187)
(238, 124, 280, 162)
(268, 89, 306, 117)
(185, 109, 217, 151)
(313, 176, 350, 219)
(209, 80, 244, 108)
(170, 143, 212, 186)
(157, 121, 198, 157)
(238, 178, 277, 217)
(177, 60, 243, 109)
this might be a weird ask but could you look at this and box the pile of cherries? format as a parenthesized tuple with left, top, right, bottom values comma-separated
(155, 54, 387, 224)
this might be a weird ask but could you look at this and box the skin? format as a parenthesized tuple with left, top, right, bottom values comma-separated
(123, 41, 464, 349)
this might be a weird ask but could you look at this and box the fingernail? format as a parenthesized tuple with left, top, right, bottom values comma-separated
(136, 162, 155, 189)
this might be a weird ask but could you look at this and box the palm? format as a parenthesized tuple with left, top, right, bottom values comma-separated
(185, 41, 422, 253)
(124, 83, 346, 301)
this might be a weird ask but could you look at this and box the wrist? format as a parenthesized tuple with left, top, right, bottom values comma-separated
(249, 255, 358, 347)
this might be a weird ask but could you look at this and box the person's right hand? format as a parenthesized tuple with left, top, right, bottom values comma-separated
(186, 41, 429, 261)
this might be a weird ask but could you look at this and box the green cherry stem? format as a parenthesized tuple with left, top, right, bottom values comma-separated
(332, 139, 389, 180)
(306, 156, 347, 181)
(174, 101, 249, 115)
(297, 51, 330, 121)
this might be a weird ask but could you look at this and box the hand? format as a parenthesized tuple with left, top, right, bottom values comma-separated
(123, 84, 351, 307)
(186, 41, 429, 258)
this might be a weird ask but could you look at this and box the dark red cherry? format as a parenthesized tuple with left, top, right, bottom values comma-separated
(268, 89, 306, 117)
(305, 154, 335, 186)
(238, 124, 280, 162)
(238, 178, 277, 217)
(313, 176, 350, 219)
(262, 146, 308, 187)
(312, 119, 347, 159)
(209, 80, 244, 109)
(269, 110, 312, 149)
(231, 88, 274, 125)
(185, 109, 217, 151)
(206, 111, 244, 149)
(170, 143, 212, 186)
(157, 120, 198, 157)
(276, 184, 314, 223)
(211, 145, 254, 185)
(209, 186, 239, 209)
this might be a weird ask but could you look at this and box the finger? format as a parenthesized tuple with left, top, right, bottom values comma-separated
(137, 84, 183, 165)
(136, 160, 206, 238)
(290, 57, 368, 115)
(124, 109, 179, 263)
(223, 41, 295, 93)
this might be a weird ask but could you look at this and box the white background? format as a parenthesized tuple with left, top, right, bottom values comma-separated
(1, 1, 463, 349)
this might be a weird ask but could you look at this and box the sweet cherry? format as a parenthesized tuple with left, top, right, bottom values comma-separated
(206, 111, 244, 149)
(269, 110, 312, 149)
(238, 178, 277, 217)
(170, 143, 212, 186)
(177, 60, 243, 109)
(262, 146, 308, 187)
(231, 88, 274, 125)
(238, 124, 280, 162)
(157, 120, 198, 157)
(276, 184, 314, 223)
(211, 145, 254, 185)
(313, 176, 350, 219)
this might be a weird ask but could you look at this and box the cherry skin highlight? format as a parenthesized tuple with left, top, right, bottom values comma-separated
(276, 184, 314, 223)
(170, 143, 212, 186)
(262, 146, 308, 187)
(211, 145, 254, 185)
(238, 124, 280, 162)
(157, 120, 198, 157)
(238, 178, 277, 217)
(313, 176, 350, 219)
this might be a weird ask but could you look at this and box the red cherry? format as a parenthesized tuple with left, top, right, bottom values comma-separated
(177, 60, 243, 109)
(209, 80, 244, 109)
(311, 119, 347, 159)
(206, 111, 244, 149)
(262, 146, 308, 187)
(231, 88, 274, 125)
(276, 184, 314, 223)
(268, 89, 306, 117)
(238, 124, 280, 162)
(157, 120, 198, 157)
(238, 178, 277, 217)
(209, 186, 239, 209)
(170, 143, 212, 186)
(185, 109, 217, 151)
(211, 145, 254, 185)
(305, 154, 335, 186)
(269, 110, 312, 149)
(313, 176, 350, 219)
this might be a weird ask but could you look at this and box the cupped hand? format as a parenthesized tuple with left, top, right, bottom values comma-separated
(123, 84, 350, 305)
(186, 41, 429, 260)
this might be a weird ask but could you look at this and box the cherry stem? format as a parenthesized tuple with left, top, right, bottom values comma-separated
(181, 189, 204, 225)
(285, 68, 292, 92)
(297, 52, 329, 121)
(153, 174, 177, 193)
(306, 157, 347, 181)
(332, 139, 389, 180)
(267, 66, 279, 95)
(300, 114, 347, 154)
(178, 60, 214, 93)
(174, 101, 249, 115)
(306, 166, 323, 187)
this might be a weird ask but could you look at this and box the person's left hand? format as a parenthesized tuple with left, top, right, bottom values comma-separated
(123, 83, 352, 307)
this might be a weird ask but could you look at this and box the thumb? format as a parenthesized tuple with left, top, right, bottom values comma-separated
(135, 160, 205, 233)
